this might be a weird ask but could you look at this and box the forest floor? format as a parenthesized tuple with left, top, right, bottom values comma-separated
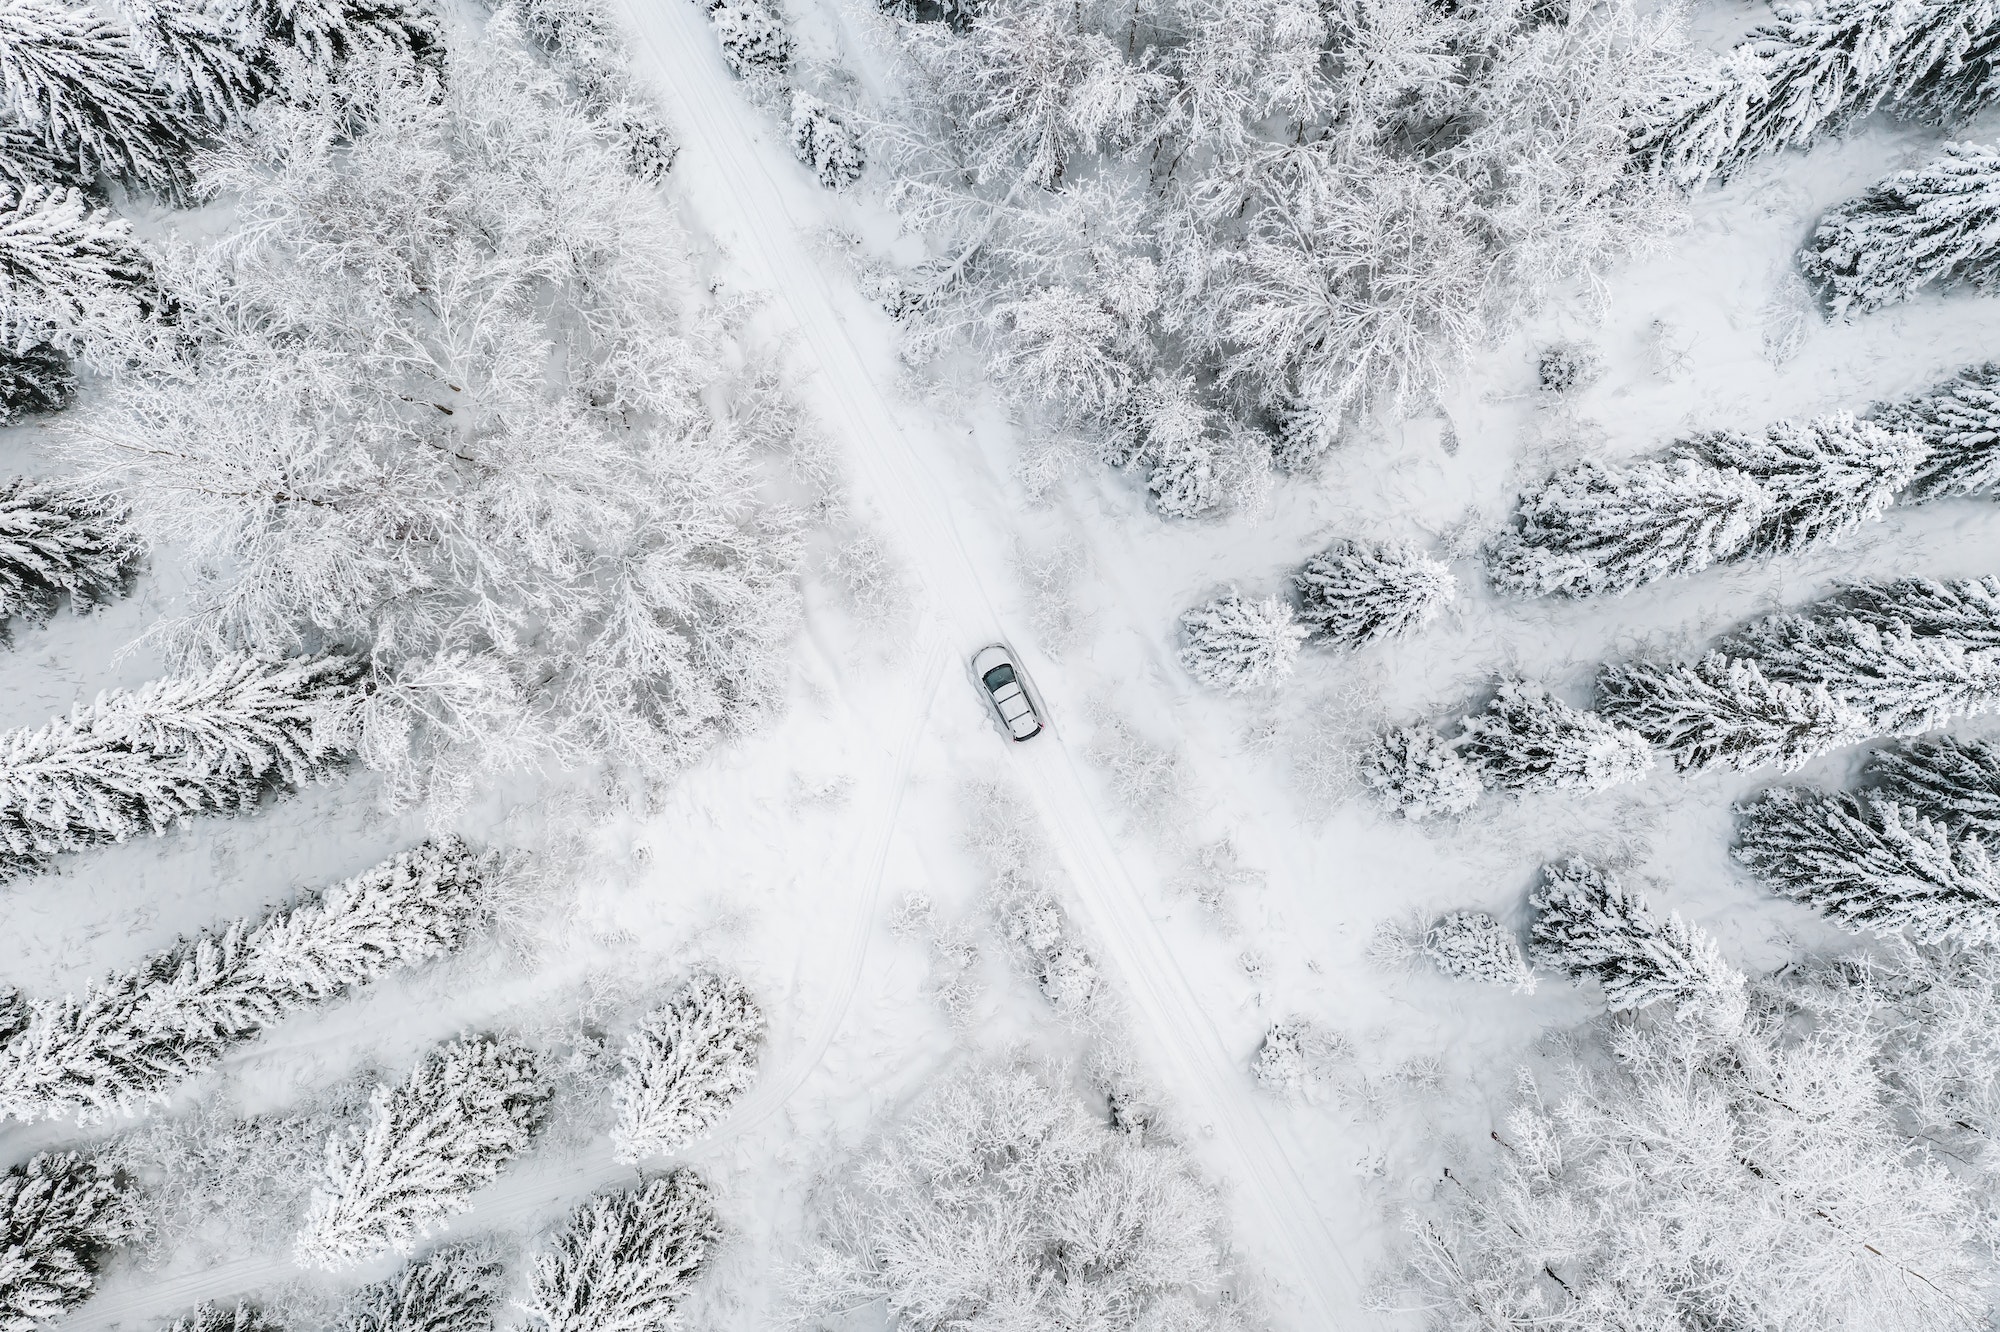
(16, 4, 2000, 1332)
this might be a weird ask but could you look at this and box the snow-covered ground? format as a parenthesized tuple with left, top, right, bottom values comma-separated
(10, 3, 1999, 1330)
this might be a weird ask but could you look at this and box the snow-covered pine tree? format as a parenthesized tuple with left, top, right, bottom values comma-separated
(0, 838, 491, 1124)
(1800, 140, 2000, 317)
(612, 974, 765, 1163)
(0, 651, 359, 877)
(1874, 361, 2000, 498)
(0, 0, 189, 192)
(0, 120, 89, 196)
(1723, 598, 2000, 736)
(0, 1151, 132, 1332)
(1422, 911, 1536, 992)
(0, 478, 141, 628)
(788, 91, 863, 190)
(0, 184, 153, 344)
(1595, 652, 1867, 774)
(1294, 539, 1456, 648)
(520, 1170, 719, 1332)
(164, 1303, 284, 1332)
(1870, 735, 2000, 837)
(1127, 377, 1223, 519)
(1178, 590, 1308, 693)
(243, 0, 442, 82)
(0, 344, 74, 421)
(508, 0, 676, 183)
(1828, 574, 2000, 649)
(1528, 857, 1747, 1025)
(707, 0, 789, 75)
(1484, 458, 1772, 599)
(297, 1034, 550, 1270)
(1359, 726, 1484, 820)
(1736, 786, 2000, 940)
(1457, 681, 1654, 794)
(112, 0, 264, 127)
(1251, 1016, 1347, 1098)
(1632, 45, 1766, 189)
(339, 1240, 507, 1332)
(1676, 414, 1928, 556)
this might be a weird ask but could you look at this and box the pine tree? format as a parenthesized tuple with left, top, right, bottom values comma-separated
(112, 0, 265, 127)
(297, 1034, 551, 1270)
(1827, 575, 2000, 650)
(521, 1170, 719, 1332)
(1676, 414, 1928, 556)
(0, 120, 89, 196)
(1485, 458, 1772, 599)
(164, 1303, 284, 1332)
(1596, 652, 1867, 774)
(1528, 857, 1747, 1025)
(1359, 726, 1484, 820)
(1294, 539, 1456, 648)
(1735, 786, 2000, 941)
(707, 0, 789, 75)
(243, 0, 443, 82)
(1800, 141, 2000, 317)
(1725, 602, 2000, 735)
(339, 1240, 507, 1332)
(788, 91, 863, 190)
(0, 478, 141, 628)
(1457, 681, 1654, 794)
(0, 344, 74, 421)
(0, 0, 189, 192)
(1423, 911, 1536, 992)
(1870, 735, 2000, 837)
(1128, 378, 1224, 520)
(1892, 0, 2000, 126)
(612, 974, 765, 1164)
(0, 1151, 133, 1332)
(0, 184, 154, 342)
(1873, 361, 2000, 499)
(1177, 590, 1308, 693)
(0, 838, 491, 1124)
(0, 652, 360, 877)
(1632, 46, 1766, 189)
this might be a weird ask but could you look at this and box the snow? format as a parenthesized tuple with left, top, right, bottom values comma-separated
(5, 2, 1999, 1331)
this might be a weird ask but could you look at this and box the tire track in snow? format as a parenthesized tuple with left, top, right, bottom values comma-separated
(613, 6, 1366, 1325)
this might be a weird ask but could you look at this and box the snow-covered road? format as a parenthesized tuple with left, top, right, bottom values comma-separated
(613, 6, 1368, 1325)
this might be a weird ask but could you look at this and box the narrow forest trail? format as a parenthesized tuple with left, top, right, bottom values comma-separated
(614, 6, 1370, 1325)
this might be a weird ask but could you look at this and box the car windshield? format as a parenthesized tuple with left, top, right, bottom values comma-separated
(982, 663, 1017, 690)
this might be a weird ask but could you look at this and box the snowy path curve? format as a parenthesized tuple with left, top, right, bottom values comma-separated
(618, 7, 1366, 1326)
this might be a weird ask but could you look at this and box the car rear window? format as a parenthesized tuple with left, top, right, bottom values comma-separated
(982, 663, 1016, 690)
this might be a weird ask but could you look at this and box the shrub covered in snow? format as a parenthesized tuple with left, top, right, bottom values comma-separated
(0, 1151, 133, 1332)
(1423, 911, 1535, 992)
(339, 1240, 507, 1332)
(0, 652, 359, 877)
(507, 0, 678, 181)
(0, 478, 141, 630)
(612, 974, 765, 1163)
(1873, 361, 2000, 500)
(1536, 341, 1602, 396)
(1735, 786, 2000, 943)
(1178, 591, 1307, 694)
(1252, 1017, 1350, 1098)
(1359, 727, 1482, 821)
(1801, 142, 2000, 317)
(164, 1304, 282, 1332)
(1458, 681, 1653, 795)
(1294, 539, 1455, 649)
(521, 1170, 719, 1332)
(789, 91, 863, 189)
(706, 0, 791, 75)
(794, 1061, 1228, 1329)
(1529, 858, 1745, 1026)
(298, 1035, 551, 1269)
(0, 838, 490, 1124)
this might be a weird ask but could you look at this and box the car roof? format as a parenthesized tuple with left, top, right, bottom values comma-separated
(971, 643, 1014, 672)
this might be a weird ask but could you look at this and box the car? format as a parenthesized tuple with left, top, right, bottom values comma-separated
(972, 643, 1044, 741)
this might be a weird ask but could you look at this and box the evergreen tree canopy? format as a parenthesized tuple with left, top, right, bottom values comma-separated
(613, 974, 765, 1163)
(0, 1151, 133, 1332)
(522, 1170, 719, 1332)
(1294, 538, 1455, 647)
(1529, 857, 1746, 1025)
(1874, 361, 2000, 499)
(1596, 652, 1866, 774)
(0, 477, 140, 629)
(1458, 681, 1654, 794)
(339, 1240, 507, 1332)
(1177, 590, 1307, 693)
(1870, 735, 2000, 838)
(1800, 140, 2000, 317)
(1676, 414, 1927, 556)
(0, 0, 189, 192)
